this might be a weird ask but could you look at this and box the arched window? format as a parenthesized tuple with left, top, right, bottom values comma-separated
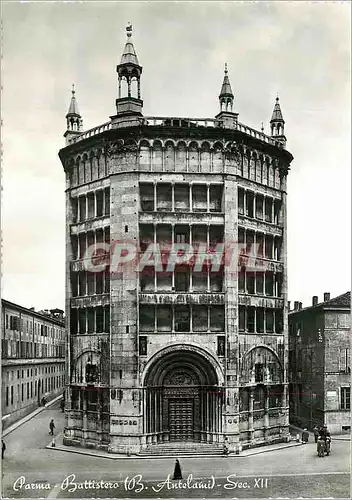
(241, 346, 283, 385)
(72, 351, 101, 385)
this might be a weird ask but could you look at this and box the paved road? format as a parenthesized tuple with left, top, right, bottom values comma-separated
(2, 402, 350, 499)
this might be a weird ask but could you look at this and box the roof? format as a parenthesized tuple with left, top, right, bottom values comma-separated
(289, 291, 351, 315)
(1, 299, 65, 326)
(324, 291, 351, 307)
(219, 65, 233, 98)
(120, 41, 139, 66)
(270, 96, 284, 123)
(67, 89, 80, 117)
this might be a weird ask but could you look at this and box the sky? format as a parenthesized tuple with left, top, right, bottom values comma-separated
(1, 1, 351, 311)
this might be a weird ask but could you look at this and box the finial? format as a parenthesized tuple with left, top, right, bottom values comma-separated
(225, 62, 228, 74)
(261, 122, 264, 133)
(126, 22, 132, 37)
(72, 83, 75, 96)
(276, 93, 279, 102)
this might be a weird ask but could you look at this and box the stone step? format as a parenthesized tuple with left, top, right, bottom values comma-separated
(139, 443, 224, 456)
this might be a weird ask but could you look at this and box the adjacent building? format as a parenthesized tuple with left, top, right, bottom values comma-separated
(288, 292, 351, 434)
(1, 300, 66, 429)
(59, 25, 293, 454)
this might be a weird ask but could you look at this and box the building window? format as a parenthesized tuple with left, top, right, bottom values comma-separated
(255, 363, 264, 383)
(217, 336, 225, 356)
(11, 386, 14, 405)
(5, 387, 9, 406)
(341, 387, 351, 410)
(139, 336, 147, 356)
(175, 306, 190, 332)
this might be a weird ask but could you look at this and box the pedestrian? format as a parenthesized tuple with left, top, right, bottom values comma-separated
(313, 425, 319, 443)
(49, 419, 55, 436)
(172, 459, 183, 480)
(301, 428, 309, 443)
(223, 442, 229, 457)
(317, 437, 324, 457)
(2, 440, 6, 459)
(60, 399, 65, 412)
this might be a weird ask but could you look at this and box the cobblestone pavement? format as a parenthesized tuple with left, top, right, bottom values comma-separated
(2, 402, 350, 499)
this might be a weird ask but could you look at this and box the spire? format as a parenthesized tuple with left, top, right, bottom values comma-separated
(64, 84, 83, 144)
(67, 84, 80, 116)
(269, 95, 286, 145)
(270, 95, 284, 124)
(219, 62, 234, 100)
(120, 23, 139, 65)
(114, 23, 143, 119)
(215, 63, 238, 129)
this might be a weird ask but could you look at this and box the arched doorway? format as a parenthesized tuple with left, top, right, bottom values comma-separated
(143, 348, 223, 444)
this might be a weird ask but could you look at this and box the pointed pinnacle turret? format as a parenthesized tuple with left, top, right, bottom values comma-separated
(270, 95, 284, 123)
(270, 95, 286, 144)
(219, 62, 234, 98)
(120, 23, 139, 65)
(114, 24, 143, 119)
(64, 85, 83, 143)
(67, 84, 80, 117)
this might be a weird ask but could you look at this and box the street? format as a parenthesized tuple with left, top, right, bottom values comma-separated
(2, 401, 350, 499)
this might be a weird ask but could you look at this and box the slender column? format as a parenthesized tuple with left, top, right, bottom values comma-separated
(189, 184, 192, 212)
(85, 195, 88, 220)
(273, 308, 276, 334)
(137, 79, 141, 99)
(263, 308, 266, 334)
(207, 306, 210, 332)
(154, 391, 157, 436)
(172, 306, 175, 332)
(150, 147, 154, 172)
(210, 149, 213, 173)
(253, 193, 256, 219)
(153, 183, 157, 211)
(186, 149, 189, 172)
(161, 148, 165, 172)
(171, 183, 175, 212)
(207, 184, 210, 212)
(271, 198, 275, 223)
(118, 77, 121, 98)
(154, 305, 157, 332)
(154, 224, 157, 290)
(248, 388, 254, 435)
(244, 190, 247, 216)
(207, 225, 210, 291)
(77, 197, 81, 223)
(264, 388, 270, 438)
(190, 304, 193, 332)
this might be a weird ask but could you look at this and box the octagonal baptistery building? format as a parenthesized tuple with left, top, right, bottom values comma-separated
(59, 25, 294, 455)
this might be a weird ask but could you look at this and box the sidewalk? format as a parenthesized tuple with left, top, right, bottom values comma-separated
(2, 395, 62, 438)
(46, 433, 301, 460)
(290, 424, 351, 442)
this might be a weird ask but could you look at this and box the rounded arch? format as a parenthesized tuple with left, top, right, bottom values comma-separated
(72, 349, 102, 384)
(241, 345, 283, 384)
(152, 139, 163, 149)
(200, 141, 211, 151)
(212, 141, 223, 152)
(176, 140, 187, 149)
(142, 343, 224, 387)
(164, 139, 176, 148)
